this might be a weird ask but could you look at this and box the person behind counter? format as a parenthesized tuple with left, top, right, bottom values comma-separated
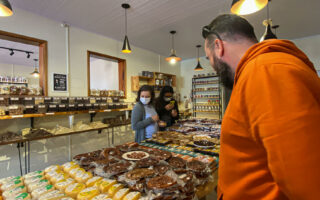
(131, 85, 159, 143)
(155, 86, 179, 130)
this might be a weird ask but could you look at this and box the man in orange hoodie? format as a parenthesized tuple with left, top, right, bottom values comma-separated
(203, 14, 320, 200)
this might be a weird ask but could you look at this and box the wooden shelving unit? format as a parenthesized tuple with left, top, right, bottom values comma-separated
(131, 72, 176, 92)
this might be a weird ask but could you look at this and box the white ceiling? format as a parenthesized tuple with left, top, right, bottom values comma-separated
(9, 0, 320, 59)
(0, 39, 39, 66)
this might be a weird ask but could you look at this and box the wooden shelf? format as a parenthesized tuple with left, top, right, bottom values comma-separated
(194, 110, 220, 113)
(192, 75, 219, 79)
(131, 72, 176, 92)
(0, 108, 132, 120)
(0, 123, 131, 146)
(138, 76, 153, 79)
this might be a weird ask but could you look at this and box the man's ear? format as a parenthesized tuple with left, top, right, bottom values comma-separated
(214, 39, 224, 59)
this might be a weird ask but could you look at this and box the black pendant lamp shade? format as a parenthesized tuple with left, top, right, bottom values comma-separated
(165, 30, 181, 64)
(194, 45, 203, 71)
(31, 59, 40, 78)
(121, 3, 131, 53)
(0, 0, 13, 17)
(260, 20, 277, 41)
(231, 0, 268, 15)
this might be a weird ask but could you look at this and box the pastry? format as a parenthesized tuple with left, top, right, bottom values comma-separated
(54, 178, 75, 192)
(27, 179, 49, 192)
(187, 160, 206, 172)
(86, 177, 103, 187)
(154, 165, 170, 175)
(103, 162, 131, 176)
(123, 192, 141, 200)
(31, 184, 54, 199)
(38, 190, 66, 200)
(135, 157, 158, 168)
(91, 194, 112, 200)
(1, 179, 23, 191)
(44, 165, 61, 174)
(50, 173, 69, 184)
(152, 150, 172, 161)
(147, 175, 176, 190)
(77, 187, 100, 200)
(113, 188, 130, 200)
(97, 179, 117, 193)
(2, 185, 27, 199)
(126, 169, 155, 180)
(168, 157, 186, 169)
(107, 183, 123, 197)
(8, 192, 31, 200)
(75, 172, 92, 184)
(23, 171, 44, 180)
(65, 183, 86, 199)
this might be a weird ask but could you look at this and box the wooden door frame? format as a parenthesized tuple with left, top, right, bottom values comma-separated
(0, 30, 48, 96)
(87, 51, 127, 98)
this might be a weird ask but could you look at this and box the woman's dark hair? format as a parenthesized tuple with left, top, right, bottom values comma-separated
(159, 86, 174, 99)
(136, 85, 155, 104)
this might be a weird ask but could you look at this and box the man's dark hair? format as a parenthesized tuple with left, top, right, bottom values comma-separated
(203, 14, 258, 48)
(136, 85, 155, 104)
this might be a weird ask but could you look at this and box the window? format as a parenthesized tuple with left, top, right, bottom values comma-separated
(87, 51, 126, 97)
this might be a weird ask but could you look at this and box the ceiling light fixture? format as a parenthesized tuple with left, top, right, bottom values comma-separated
(31, 58, 40, 78)
(121, 3, 131, 54)
(231, 0, 268, 15)
(9, 49, 14, 56)
(194, 45, 204, 71)
(260, 0, 277, 42)
(165, 30, 181, 64)
(0, 0, 13, 17)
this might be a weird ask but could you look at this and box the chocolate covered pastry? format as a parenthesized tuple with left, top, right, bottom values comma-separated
(104, 161, 131, 175)
(154, 165, 171, 175)
(168, 157, 186, 169)
(152, 150, 172, 161)
(101, 147, 122, 159)
(136, 157, 159, 168)
(126, 168, 155, 180)
(187, 160, 206, 172)
(147, 175, 176, 190)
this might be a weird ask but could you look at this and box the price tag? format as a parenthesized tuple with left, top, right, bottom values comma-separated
(46, 113, 54, 115)
(103, 109, 111, 112)
(89, 111, 96, 114)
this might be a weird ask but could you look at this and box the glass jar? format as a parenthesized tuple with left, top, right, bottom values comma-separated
(36, 104, 47, 114)
(24, 105, 35, 114)
(47, 104, 57, 112)
(9, 105, 24, 115)
(23, 97, 34, 106)
(77, 103, 84, 111)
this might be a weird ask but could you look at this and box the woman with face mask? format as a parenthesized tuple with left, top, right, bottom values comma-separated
(155, 86, 179, 131)
(131, 85, 159, 143)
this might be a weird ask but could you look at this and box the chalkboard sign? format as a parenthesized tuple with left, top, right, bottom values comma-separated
(53, 73, 67, 91)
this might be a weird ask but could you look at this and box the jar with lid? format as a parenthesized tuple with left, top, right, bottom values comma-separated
(76, 97, 83, 104)
(23, 97, 34, 106)
(36, 104, 47, 114)
(24, 105, 35, 114)
(44, 97, 52, 105)
(69, 97, 75, 104)
(85, 103, 92, 110)
(0, 97, 9, 106)
(89, 97, 96, 104)
(61, 97, 68, 104)
(77, 103, 84, 111)
(9, 105, 24, 115)
(68, 104, 75, 111)
(47, 104, 57, 112)
(52, 97, 61, 104)
(0, 106, 7, 116)
(58, 104, 67, 112)
(9, 97, 22, 105)
(83, 97, 89, 104)
(93, 103, 100, 110)
(34, 97, 44, 105)
(100, 103, 107, 110)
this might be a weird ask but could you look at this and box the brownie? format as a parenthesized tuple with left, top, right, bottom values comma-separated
(126, 168, 155, 180)
(104, 162, 131, 175)
(154, 165, 171, 175)
(152, 150, 172, 161)
(147, 175, 176, 190)
(187, 160, 206, 172)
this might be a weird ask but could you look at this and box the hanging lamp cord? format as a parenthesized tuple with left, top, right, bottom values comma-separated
(197, 46, 199, 61)
(171, 33, 174, 50)
(125, 8, 127, 35)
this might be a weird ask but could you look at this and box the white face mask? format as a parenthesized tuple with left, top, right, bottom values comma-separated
(164, 97, 172, 102)
(140, 97, 151, 105)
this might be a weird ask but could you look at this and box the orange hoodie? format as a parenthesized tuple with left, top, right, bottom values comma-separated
(218, 40, 320, 200)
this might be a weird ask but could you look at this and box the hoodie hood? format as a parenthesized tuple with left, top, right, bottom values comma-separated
(235, 39, 316, 84)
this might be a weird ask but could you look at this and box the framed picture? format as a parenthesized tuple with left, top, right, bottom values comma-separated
(53, 73, 68, 92)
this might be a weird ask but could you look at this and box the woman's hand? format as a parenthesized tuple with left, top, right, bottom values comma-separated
(151, 115, 159, 122)
(171, 109, 178, 117)
(165, 104, 174, 111)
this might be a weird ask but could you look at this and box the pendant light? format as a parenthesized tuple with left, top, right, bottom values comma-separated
(231, 0, 268, 15)
(0, 0, 13, 17)
(260, 0, 277, 42)
(121, 3, 131, 53)
(31, 59, 39, 78)
(165, 31, 181, 64)
(194, 45, 203, 71)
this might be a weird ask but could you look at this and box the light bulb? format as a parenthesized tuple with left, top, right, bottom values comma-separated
(170, 58, 176, 64)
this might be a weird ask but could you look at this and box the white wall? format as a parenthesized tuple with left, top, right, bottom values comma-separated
(90, 58, 119, 91)
(292, 35, 320, 70)
(0, 63, 40, 88)
(0, 8, 181, 178)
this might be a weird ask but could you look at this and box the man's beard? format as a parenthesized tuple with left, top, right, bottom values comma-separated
(213, 55, 234, 90)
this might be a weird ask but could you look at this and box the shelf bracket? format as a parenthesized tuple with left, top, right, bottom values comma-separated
(30, 117, 34, 129)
